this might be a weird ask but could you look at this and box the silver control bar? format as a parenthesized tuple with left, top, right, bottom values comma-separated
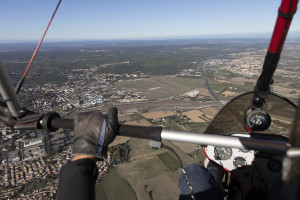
(161, 129, 300, 157)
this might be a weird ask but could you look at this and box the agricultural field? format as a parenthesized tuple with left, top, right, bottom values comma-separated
(208, 78, 254, 98)
(157, 152, 181, 171)
(124, 119, 152, 126)
(109, 136, 131, 147)
(119, 115, 133, 122)
(142, 111, 176, 119)
(182, 110, 207, 123)
(96, 169, 136, 200)
(272, 85, 300, 99)
(112, 138, 201, 199)
(131, 174, 180, 200)
(116, 156, 170, 183)
(198, 88, 214, 98)
(222, 91, 238, 97)
(201, 107, 219, 117)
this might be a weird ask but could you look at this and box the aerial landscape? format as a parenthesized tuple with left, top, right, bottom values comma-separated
(0, 0, 300, 199)
(0, 37, 299, 199)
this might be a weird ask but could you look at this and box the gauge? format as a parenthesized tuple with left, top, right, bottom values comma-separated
(233, 157, 247, 168)
(214, 146, 232, 160)
(246, 110, 271, 131)
(267, 159, 281, 173)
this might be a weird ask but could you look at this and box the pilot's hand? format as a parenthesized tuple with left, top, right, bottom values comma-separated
(72, 107, 118, 160)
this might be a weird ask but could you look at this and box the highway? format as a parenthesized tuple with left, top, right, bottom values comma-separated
(199, 63, 227, 105)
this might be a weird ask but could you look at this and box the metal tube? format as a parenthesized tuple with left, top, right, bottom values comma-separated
(161, 129, 289, 154)
(0, 63, 22, 117)
(286, 148, 300, 158)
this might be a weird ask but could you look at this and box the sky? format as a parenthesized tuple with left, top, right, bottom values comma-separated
(0, 0, 300, 42)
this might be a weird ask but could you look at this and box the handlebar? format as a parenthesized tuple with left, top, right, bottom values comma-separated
(51, 117, 74, 131)
(39, 113, 162, 141)
(119, 125, 162, 141)
(49, 116, 162, 141)
(31, 113, 300, 157)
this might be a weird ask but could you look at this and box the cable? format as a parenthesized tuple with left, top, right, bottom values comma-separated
(161, 144, 197, 199)
(16, 0, 62, 94)
(161, 143, 183, 168)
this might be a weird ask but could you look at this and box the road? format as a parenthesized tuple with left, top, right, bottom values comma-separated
(199, 63, 227, 105)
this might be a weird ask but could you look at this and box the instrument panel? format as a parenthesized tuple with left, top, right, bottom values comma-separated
(204, 145, 255, 171)
(203, 133, 286, 200)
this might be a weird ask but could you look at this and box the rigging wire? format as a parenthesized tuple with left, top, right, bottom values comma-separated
(16, 0, 62, 94)
(161, 143, 183, 168)
(161, 143, 197, 199)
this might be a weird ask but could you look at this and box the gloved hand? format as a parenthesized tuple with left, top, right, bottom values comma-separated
(72, 107, 119, 160)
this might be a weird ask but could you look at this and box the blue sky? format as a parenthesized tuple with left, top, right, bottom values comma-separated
(1, 0, 299, 41)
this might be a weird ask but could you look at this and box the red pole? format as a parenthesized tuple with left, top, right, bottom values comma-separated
(269, 0, 298, 53)
(254, 0, 298, 96)
(16, 0, 62, 94)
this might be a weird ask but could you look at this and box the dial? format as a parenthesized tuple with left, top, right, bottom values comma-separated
(233, 157, 247, 168)
(214, 146, 232, 160)
(251, 115, 265, 124)
(247, 110, 271, 131)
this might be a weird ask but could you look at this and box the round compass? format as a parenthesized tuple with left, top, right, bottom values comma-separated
(247, 110, 271, 131)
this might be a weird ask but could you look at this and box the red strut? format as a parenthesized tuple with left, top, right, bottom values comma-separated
(269, 0, 298, 53)
(16, 0, 62, 94)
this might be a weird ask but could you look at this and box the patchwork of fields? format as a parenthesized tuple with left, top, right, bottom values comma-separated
(98, 75, 258, 199)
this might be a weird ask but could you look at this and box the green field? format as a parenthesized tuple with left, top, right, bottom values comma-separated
(97, 169, 136, 200)
(188, 122, 210, 132)
(157, 152, 181, 171)
(115, 156, 170, 183)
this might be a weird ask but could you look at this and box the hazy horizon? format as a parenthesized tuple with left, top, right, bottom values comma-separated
(1, 31, 300, 44)
(1, 0, 299, 42)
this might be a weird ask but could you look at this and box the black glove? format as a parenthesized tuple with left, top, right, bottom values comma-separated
(72, 107, 118, 160)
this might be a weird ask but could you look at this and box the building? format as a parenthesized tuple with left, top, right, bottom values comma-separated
(185, 89, 200, 98)
(21, 138, 46, 160)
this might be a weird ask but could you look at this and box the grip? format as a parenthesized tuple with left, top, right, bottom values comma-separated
(118, 124, 162, 141)
(46, 115, 162, 142)
(51, 117, 74, 130)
